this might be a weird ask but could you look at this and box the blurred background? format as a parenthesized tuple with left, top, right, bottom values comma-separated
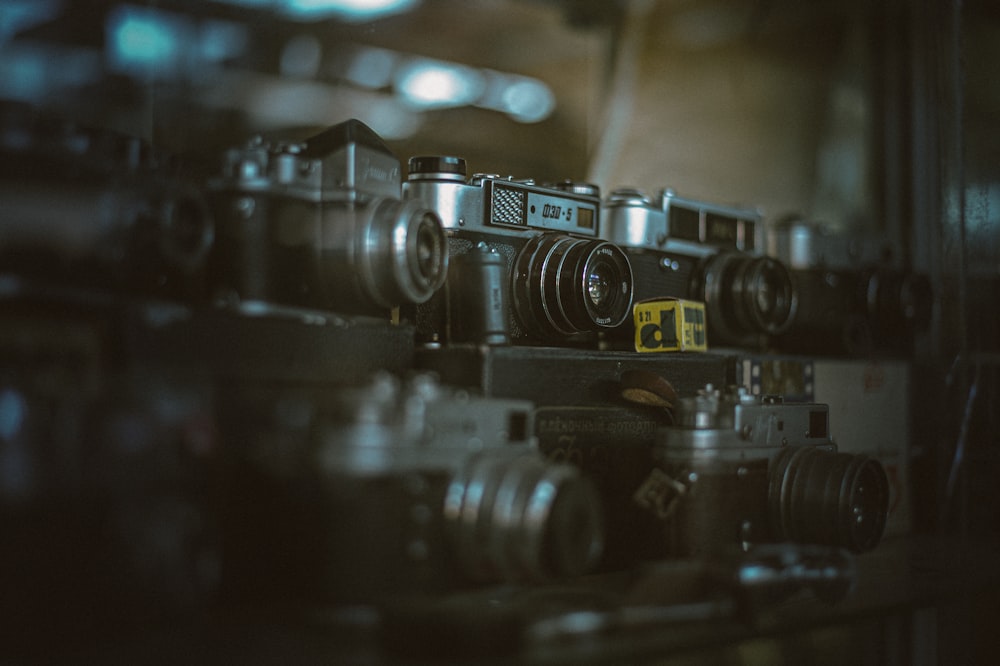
(3, 0, 994, 529)
(1, 0, 997, 661)
(0, 0, 975, 223)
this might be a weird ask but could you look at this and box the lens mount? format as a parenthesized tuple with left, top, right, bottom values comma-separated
(353, 197, 448, 307)
(444, 449, 603, 582)
(768, 446, 889, 553)
(512, 233, 633, 340)
(699, 253, 796, 342)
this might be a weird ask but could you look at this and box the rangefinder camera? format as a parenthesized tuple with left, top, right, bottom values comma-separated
(768, 218, 933, 355)
(222, 373, 604, 604)
(646, 384, 889, 558)
(0, 105, 213, 301)
(602, 188, 796, 349)
(207, 119, 448, 318)
(402, 155, 634, 345)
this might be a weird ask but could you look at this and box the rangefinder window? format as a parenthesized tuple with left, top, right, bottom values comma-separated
(809, 409, 828, 439)
(668, 205, 700, 242)
(705, 212, 740, 249)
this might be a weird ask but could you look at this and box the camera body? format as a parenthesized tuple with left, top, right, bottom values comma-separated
(601, 189, 796, 349)
(207, 119, 448, 318)
(649, 385, 889, 559)
(0, 105, 213, 301)
(768, 218, 933, 355)
(403, 156, 634, 345)
(221, 373, 604, 604)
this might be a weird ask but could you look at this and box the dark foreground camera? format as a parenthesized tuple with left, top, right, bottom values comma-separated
(0, 105, 213, 300)
(602, 189, 796, 349)
(207, 119, 448, 318)
(768, 218, 933, 355)
(403, 155, 633, 345)
(0, 351, 220, 650)
(222, 373, 604, 604)
(648, 385, 889, 557)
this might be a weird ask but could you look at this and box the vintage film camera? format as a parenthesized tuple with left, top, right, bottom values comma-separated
(402, 155, 634, 345)
(767, 217, 933, 355)
(207, 119, 448, 318)
(601, 188, 797, 349)
(0, 103, 214, 301)
(647, 384, 890, 559)
(414, 346, 737, 570)
(221, 373, 604, 604)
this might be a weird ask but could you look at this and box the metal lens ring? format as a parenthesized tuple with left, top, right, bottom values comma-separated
(736, 256, 796, 334)
(700, 253, 796, 339)
(513, 234, 633, 340)
(768, 446, 890, 553)
(444, 449, 603, 582)
(359, 197, 448, 307)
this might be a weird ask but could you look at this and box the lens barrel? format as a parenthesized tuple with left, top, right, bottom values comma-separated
(768, 446, 889, 553)
(347, 197, 448, 307)
(512, 233, 633, 340)
(863, 268, 934, 336)
(444, 449, 603, 582)
(698, 253, 796, 341)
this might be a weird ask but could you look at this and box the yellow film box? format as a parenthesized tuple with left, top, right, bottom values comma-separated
(632, 298, 708, 352)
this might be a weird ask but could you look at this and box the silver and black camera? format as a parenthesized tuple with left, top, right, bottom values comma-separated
(207, 119, 448, 318)
(602, 188, 797, 349)
(222, 373, 604, 604)
(402, 156, 634, 345)
(0, 104, 214, 301)
(646, 385, 889, 558)
(768, 218, 933, 355)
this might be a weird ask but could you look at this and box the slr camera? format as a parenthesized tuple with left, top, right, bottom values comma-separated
(646, 384, 889, 558)
(0, 103, 214, 301)
(601, 188, 797, 349)
(768, 218, 933, 355)
(207, 119, 448, 318)
(402, 155, 634, 345)
(221, 373, 604, 604)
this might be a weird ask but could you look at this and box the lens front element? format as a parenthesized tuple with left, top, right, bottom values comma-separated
(512, 234, 633, 340)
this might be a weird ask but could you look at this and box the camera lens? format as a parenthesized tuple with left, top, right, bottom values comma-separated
(863, 268, 933, 337)
(159, 189, 214, 274)
(512, 234, 633, 339)
(698, 253, 796, 341)
(768, 446, 889, 553)
(340, 198, 448, 307)
(444, 449, 603, 582)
